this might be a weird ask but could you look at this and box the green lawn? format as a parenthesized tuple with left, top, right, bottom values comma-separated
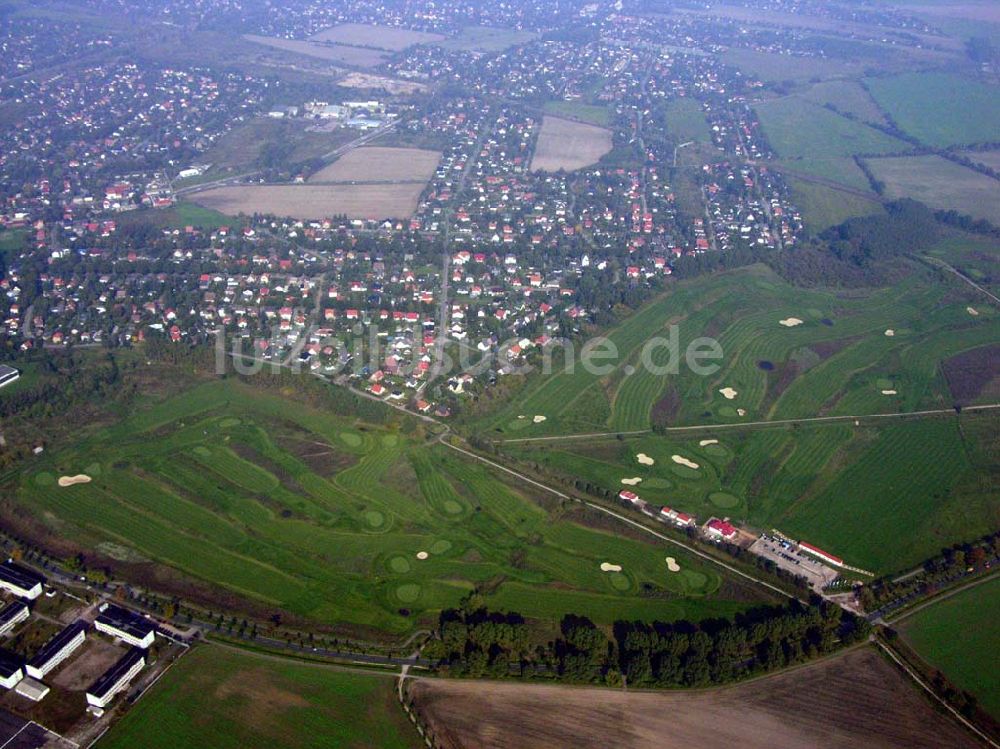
(17, 378, 758, 635)
(505, 411, 1000, 574)
(663, 98, 711, 143)
(901, 575, 1000, 720)
(543, 100, 612, 127)
(438, 26, 536, 52)
(866, 73, 1000, 148)
(96, 646, 421, 749)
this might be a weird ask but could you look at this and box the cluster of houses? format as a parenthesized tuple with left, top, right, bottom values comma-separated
(0, 561, 157, 714)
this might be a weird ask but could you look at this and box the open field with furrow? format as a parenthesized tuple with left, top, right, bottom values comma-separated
(531, 116, 612, 172)
(411, 646, 980, 749)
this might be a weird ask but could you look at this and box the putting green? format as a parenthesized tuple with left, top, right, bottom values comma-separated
(219, 418, 241, 428)
(382, 434, 398, 447)
(429, 539, 453, 555)
(505, 418, 531, 431)
(193, 446, 211, 458)
(717, 406, 737, 417)
(388, 556, 411, 573)
(681, 570, 708, 590)
(84, 462, 102, 476)
(364, 510, 385, 528)
(643, 477, 673, 489)
(609, 572, 631, 591)
(340, 431, 363, 447)
(442, 499, 463, 515)
(876, 378, 894, 389)
(703, 443, 729, 459)
(671, 465, 701, 479)
(807, 308, 824, 319)
(33, 472, 54, 487)
(709, 491, 740, 509)
(396, 584, 421, 603)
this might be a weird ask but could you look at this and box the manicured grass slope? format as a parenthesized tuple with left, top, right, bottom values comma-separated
(901, 575, 1000, 720)
(507, 412, 1000, 574)
(18, 379, 753, 634)
(96, 646, 420, 749)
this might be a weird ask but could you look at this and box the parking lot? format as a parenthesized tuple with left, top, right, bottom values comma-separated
(749, 536, 840, 591)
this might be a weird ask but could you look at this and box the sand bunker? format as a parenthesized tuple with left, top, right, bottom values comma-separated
(58, 475, 92, 487)
(636, 453, 655, 466)
(884, 329, 895, 337)
(416, 551, 429, 560)
(665, 557, 680, 572)
(718, 387, 738, 400)
(621, 477, 642, 486)
(600, 562, 622, 573)
(671, 455, 699, 470)
(881, 389, 897, 395)
(737, 408, 746, 416)
(533, 415, 547, 423)
(699, 439, 719, 447)
(779, 317, 803, 327)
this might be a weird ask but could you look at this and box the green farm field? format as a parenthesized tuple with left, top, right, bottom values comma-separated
(663, 98, 711, 143)
(543, 100, 612, 127)
(504, 411, 1000, 574)
(900, 575, 1000, 719)
(96, 646, 420, 749)
(755, 98, 909, 162)
(865, 73, 1000, 148)
(783, 177, 883, 232)
(11, 378, 758, 635)
(799, 79, 888, 125)
(478, 263, 1000, 439)
(864, 155, 1000, 225)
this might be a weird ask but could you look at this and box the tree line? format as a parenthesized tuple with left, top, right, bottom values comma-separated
(426, 600, 870, 687)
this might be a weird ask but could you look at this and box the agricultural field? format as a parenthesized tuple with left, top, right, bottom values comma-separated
(755, 98, 909, 162)
(96, 646, 420, 749)
(784, 177, 883, 232)
(410, 646, 979, 749)
(436, 26, 537, 52)
(531, 116, 612, 172)
(721, 48, 867, 83)
(865, 155, 1000, 224)
(543, 100, 613, 127)
(662, 98, 711, 143)
(9, 379, 763, 635)
(242, 34, 389, 67)
(961, 149, 1000, 172)
(899, 575, 1000, 720)
(191, 183, 426, 220)
(799, 79, 889, 125)
(865, 73, 1000, 148)
(308, 147, 441, 183)
(309, 23, 445, 51)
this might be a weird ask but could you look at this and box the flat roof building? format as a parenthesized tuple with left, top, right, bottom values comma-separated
(0, 561, 44, 600)
(14, 677, 49, 702)
(86, 649, 145, 709)
(0, 649, 24, 690)
(95, 603, 156, 649)
(26, 621, 86, 679)
(0, 601, 29, 637)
